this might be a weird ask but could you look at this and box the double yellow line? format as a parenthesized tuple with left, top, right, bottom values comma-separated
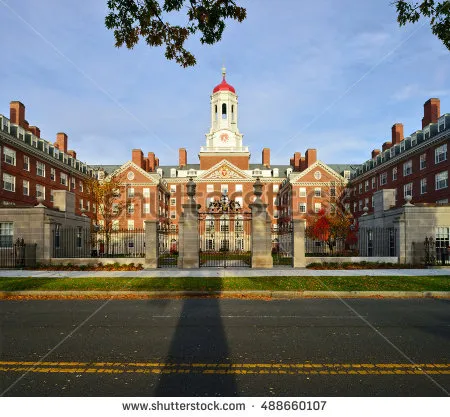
(0, 361, 449, 375)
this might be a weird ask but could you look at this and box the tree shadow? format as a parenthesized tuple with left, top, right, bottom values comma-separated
(154, 279, 238, 396)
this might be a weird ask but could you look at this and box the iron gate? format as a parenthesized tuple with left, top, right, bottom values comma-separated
(157, 224, 179, 268)
(271, 222, 293, 266)
(199, 212, 252, 268)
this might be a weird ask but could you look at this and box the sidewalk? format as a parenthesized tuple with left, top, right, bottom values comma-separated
(0, 268, 449, 278)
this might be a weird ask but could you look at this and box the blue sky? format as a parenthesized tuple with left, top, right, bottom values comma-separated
(0, 0, 449, 167)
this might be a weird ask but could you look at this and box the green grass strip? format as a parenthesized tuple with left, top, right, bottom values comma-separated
(0, 276, 449, 292)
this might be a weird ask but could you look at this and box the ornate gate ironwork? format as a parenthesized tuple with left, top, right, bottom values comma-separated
(157, 224, 179, 268)
(271, 222, 293, 266)
(198, 193, 251, 268)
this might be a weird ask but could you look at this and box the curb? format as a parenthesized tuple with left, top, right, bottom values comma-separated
(1, 290, 450, 299)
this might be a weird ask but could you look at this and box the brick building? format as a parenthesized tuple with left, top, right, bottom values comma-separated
(0, 101, 96, 217)
(349, 98, 450, 217)
(100, 68, 353, 230)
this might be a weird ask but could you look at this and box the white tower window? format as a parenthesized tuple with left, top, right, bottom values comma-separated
(222, 103, 227, 119)
(215, 105, 218, 121)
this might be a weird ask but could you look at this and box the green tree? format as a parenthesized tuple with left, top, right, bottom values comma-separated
(105, 0, 247, 67)
(394, 1, 450, 50)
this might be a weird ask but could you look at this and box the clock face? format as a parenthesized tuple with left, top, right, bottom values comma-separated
(220, 133, 229, 143)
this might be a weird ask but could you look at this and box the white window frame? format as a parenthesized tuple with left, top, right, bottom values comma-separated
(3, 173, 15, 192)
(403, 160, 412, 176)
(299, 203, 306, 213)
(420, 178, 427, 194)
(380, 172, 387, 185)
(435, 144, 447, 164)
(435, 171, 448, 190)
(60, 173, 68, 186)
(143, 203, 150, 214)
(314, 187, 321, 197)
(235, 184, 243, 192)
(404, 182, 413, 198)
(420, 153, 426, 170)
(36, 184, 45, 199)
(143, 188, 150, 198)
(299, 187, 306, 197)
(23, 155, 30, 171)
(3, 147, 16, 166)
(23, 180, 29, 196)
(206, 184, 214, 193)
(127, 187, 135, 198)
(36, 161, 45, 177)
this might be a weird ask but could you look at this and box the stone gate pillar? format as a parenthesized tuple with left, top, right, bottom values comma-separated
(178, 178, 200, 269)
(144, 220, 158, 269)
(292, 219, 306, 268)
(249, 178, 273, 269)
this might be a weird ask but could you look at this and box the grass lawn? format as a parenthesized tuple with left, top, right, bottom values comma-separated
(0, 276, 449, 292)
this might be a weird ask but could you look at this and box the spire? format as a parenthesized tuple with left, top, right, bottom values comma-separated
(221, 65, 226, 80)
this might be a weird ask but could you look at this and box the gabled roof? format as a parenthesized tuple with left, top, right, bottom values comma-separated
(196, 159, 254, 181)
(107, 160, 160, 185)
(290, 160, 347, 183)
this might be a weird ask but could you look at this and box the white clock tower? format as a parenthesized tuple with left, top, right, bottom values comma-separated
(202, 67, 246, 152)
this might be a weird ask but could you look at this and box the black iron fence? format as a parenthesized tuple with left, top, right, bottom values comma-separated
(52, 228, 146, 258)
(425, 236, 450, 266)
(358, 228, 397, 257)
(157, 225, 179, 268)
(305, 227, 351, 256)
(271, 223, 293, 266)
(0, 239, 26, 268)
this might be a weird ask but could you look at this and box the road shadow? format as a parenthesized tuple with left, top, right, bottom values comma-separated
(154, 278, 238, 396)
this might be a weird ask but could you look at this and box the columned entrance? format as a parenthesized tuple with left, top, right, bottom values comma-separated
(199, 211, 251, 267)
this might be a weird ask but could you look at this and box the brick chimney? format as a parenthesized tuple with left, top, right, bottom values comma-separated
(422, 98, 440, 128)
(300, 156, 306, 171)
(55, 133, 68, 153)
(289, 157, 294, 167)
(155, 157, 159, 167)
(67, 150, 77, 159)
(262, 148, 270, 167)
(372, 149, 381, 159)
(382, 142, 392, 152)
(132, 149, 144, 169)
(10, 101, 25, 127)
(293, 152, 301, 171)
(148, 152, 156, 172)
(29, 126, 40, 138)
(391, 123, 404, 145)
(305, 149, 317, 167)
(179, 148, 187, 168)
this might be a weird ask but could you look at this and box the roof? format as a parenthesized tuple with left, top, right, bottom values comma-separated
(213, 77, 236, 94)
(327, 164, 360, 176)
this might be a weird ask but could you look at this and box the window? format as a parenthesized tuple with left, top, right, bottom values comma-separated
(314, 187, 321, 197)
(359, 184, 362, 194)
(112, 203, 119, 215)
(60, 173, 68, 186)
(299, 187, 306, 197)
(127, 187, 135, 198)
(380, 172, 387, 185)
(112, 220, 119, 231)
(50, 168, 55, 181)
(420, 178, 427, 194)
(299, 203, 306, 213)
(50, 189, 54, 203)
(36, 184, 45, 199)
(170, 185, 176, 193)
(93, 203, 96, 213)
(364, 180, 369, 192)
(127, 220, 134, 231)
(330, 187, 336, 197)
(143, 188, 150, 198)
(79, 181, 84, 192)
(273, 184, 279, 193)
(392, 167, 397, 181)
(353, 202, 357, 212)
(170, 198, 176, 206)
(420, 153, 427, 170)
(343, 170, 351, 180)
(404, 182, 413, 197)
(435, 171, 448, 190)
(221, 184, 228, 194)
(71, 177, 75, 190)
(403, 160, 412, 176)
(371, 196, 374, 208)
(358, 200, 363, 211)
(143, 203, 150, 214)
(207, 184, 214, 193)
(435, 144, 447, 164)
(371, 177, 376, 189)
(35, 161, 45, 177)
(23, 155, 30, 171)
(0, 222, 14, 247)
(127, 203, 134, 214)
(3, 147, 16, 166)
(23, 180, 29, 196)
(364, 198, 369, 208)
(235, 184, 243, 192)
(314, 202, 321, 213)
(79, 198, 83, 210)
(86, 201, 90, 212)
(3, 173, 15, 192)
(170, 211, 176, 219)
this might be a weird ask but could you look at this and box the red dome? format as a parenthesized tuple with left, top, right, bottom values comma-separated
(213, 77, 236, 94)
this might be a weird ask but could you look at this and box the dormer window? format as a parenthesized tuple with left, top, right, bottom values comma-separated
(170, 168, 177, 178)
(187, 169, 197, 177)
(343, 170, 350, 180)
(253, 169, 262, 176)
(400, 141, 405, 152)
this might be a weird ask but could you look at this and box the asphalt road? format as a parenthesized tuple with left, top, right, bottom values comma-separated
(0, 298, 449, 396)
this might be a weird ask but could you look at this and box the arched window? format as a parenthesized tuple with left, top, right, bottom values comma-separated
(214, 105, 218, 121)
(231, 105, 234, 122)
(222, 103, 227, 119)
